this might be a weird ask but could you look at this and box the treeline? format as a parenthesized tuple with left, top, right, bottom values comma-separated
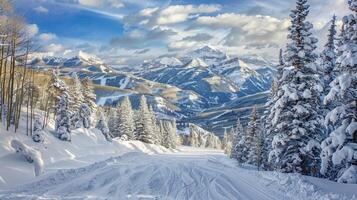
(101, 95, 178, 148)
(227, 0, 357, 184)
(180, 123, 221, 149)
(21, 68, 178, 148)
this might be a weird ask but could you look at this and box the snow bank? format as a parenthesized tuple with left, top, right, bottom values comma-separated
(252, 171, 357, 200)
(0, 111, 177, 189)
(10, 140, 44, 177)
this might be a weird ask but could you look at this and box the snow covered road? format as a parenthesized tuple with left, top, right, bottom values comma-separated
(1, 147, 356, 200)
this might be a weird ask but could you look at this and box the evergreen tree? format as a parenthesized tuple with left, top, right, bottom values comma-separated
(55, 93, 71, 141)
(159, 119, 177, 149)
(149, 105, 160, 144)
(116, 96, 135, 140)
(257, 123, 265, 170)
(48, 70, 68, 114)
(68, 73, 84, 113)
(81, 78, 96, 113)
(268, 0, 324, 175)
(96, 112, 112, 141)
(321, 15, 338, 93)
(71, 103, 91, 129)
(320, 0, 357, 183)
(230, 118, 244, 160)
(107, 107, 118, 137)
(222, 129, 233, 155)
(136, 95, 156, 144)
(261, 79, 279, 170)
(32, 118, 44, 143)
(245, 106, 261, 166)
(261, 49, 285, 170)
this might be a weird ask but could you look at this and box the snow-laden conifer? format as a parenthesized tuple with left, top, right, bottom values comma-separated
(116, 96, 135, 140)
(136, 95, 156, 144)
(96, 112, 112, 141)
(32, 118, 44, 143)
(268, 0, 324, 175)
(55, 93, 71, 141)
(320, 0, 357, 183)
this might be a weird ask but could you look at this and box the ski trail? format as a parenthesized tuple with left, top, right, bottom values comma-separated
(0, 148, 288, 200)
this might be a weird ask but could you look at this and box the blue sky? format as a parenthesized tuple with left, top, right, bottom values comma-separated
(14, 0, 349, 66)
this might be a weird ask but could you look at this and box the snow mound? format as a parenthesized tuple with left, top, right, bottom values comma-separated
(10, 140, 44, 177)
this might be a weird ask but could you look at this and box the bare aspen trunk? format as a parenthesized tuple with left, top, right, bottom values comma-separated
(14, 40, 29, 131)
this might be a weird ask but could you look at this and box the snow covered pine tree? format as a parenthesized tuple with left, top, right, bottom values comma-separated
(72, 103, 91, 129)
(116, 96, 135, 140)
(96, 112, 112, 141)
(245, 106, 261, 166)
(320, 15, 338, 96)
(32, 118, 44, 143)
(55, 92, 72, 141)
(268, 0, 324, 175)
(81, 77, 96, 113)
(159, 119, 177, 149)
(320, 0, 357, 183)
(136, 95, 156, 144)
(68, 73, 84, 113)
(230, 118, 244, 161)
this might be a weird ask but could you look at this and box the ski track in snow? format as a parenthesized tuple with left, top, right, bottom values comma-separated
(0, 147, 356, 200)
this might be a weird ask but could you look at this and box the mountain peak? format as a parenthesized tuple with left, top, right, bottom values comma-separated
(181, 45, 228, 66)
(184, 58, 208, 68)
(155, 56, 183, 66)
(78, 51, 104, 65)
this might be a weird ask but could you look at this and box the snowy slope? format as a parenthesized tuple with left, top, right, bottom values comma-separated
(1, 146, 356, 200)
(0, 115, 175, 189)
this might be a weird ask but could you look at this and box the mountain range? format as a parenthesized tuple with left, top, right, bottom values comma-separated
(30, 46, 276, 136)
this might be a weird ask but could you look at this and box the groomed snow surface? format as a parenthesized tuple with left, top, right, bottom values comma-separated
(0, 123, 357, 199)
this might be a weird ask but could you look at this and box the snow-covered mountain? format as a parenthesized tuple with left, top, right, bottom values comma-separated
(138, 57, 239, 106)
(28, 46, 277, 136)
(181, 45, 229, 65)
(136, 46, 275, 102)
(29, 51, 114, 73)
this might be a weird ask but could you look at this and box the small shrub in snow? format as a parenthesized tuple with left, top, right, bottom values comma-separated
(11, 140, 44, 176)
(120, 134, 129, 141)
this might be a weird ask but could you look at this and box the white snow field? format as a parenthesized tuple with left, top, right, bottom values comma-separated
(0, 118, 357, 200)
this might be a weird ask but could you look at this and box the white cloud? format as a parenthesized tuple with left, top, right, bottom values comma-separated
(34, 6, 49, 13)
(78, 0, 124, 8)
(25, 24, 39, 38)
(139, 7, 159, 17)
(39, 33, 57, 41)
(45, 43, 64, 53)
(78, 0, 101, 7)
(156, 4, 221, 25)
(196, 13, 289, 49)
(167, 40, 197, 51)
